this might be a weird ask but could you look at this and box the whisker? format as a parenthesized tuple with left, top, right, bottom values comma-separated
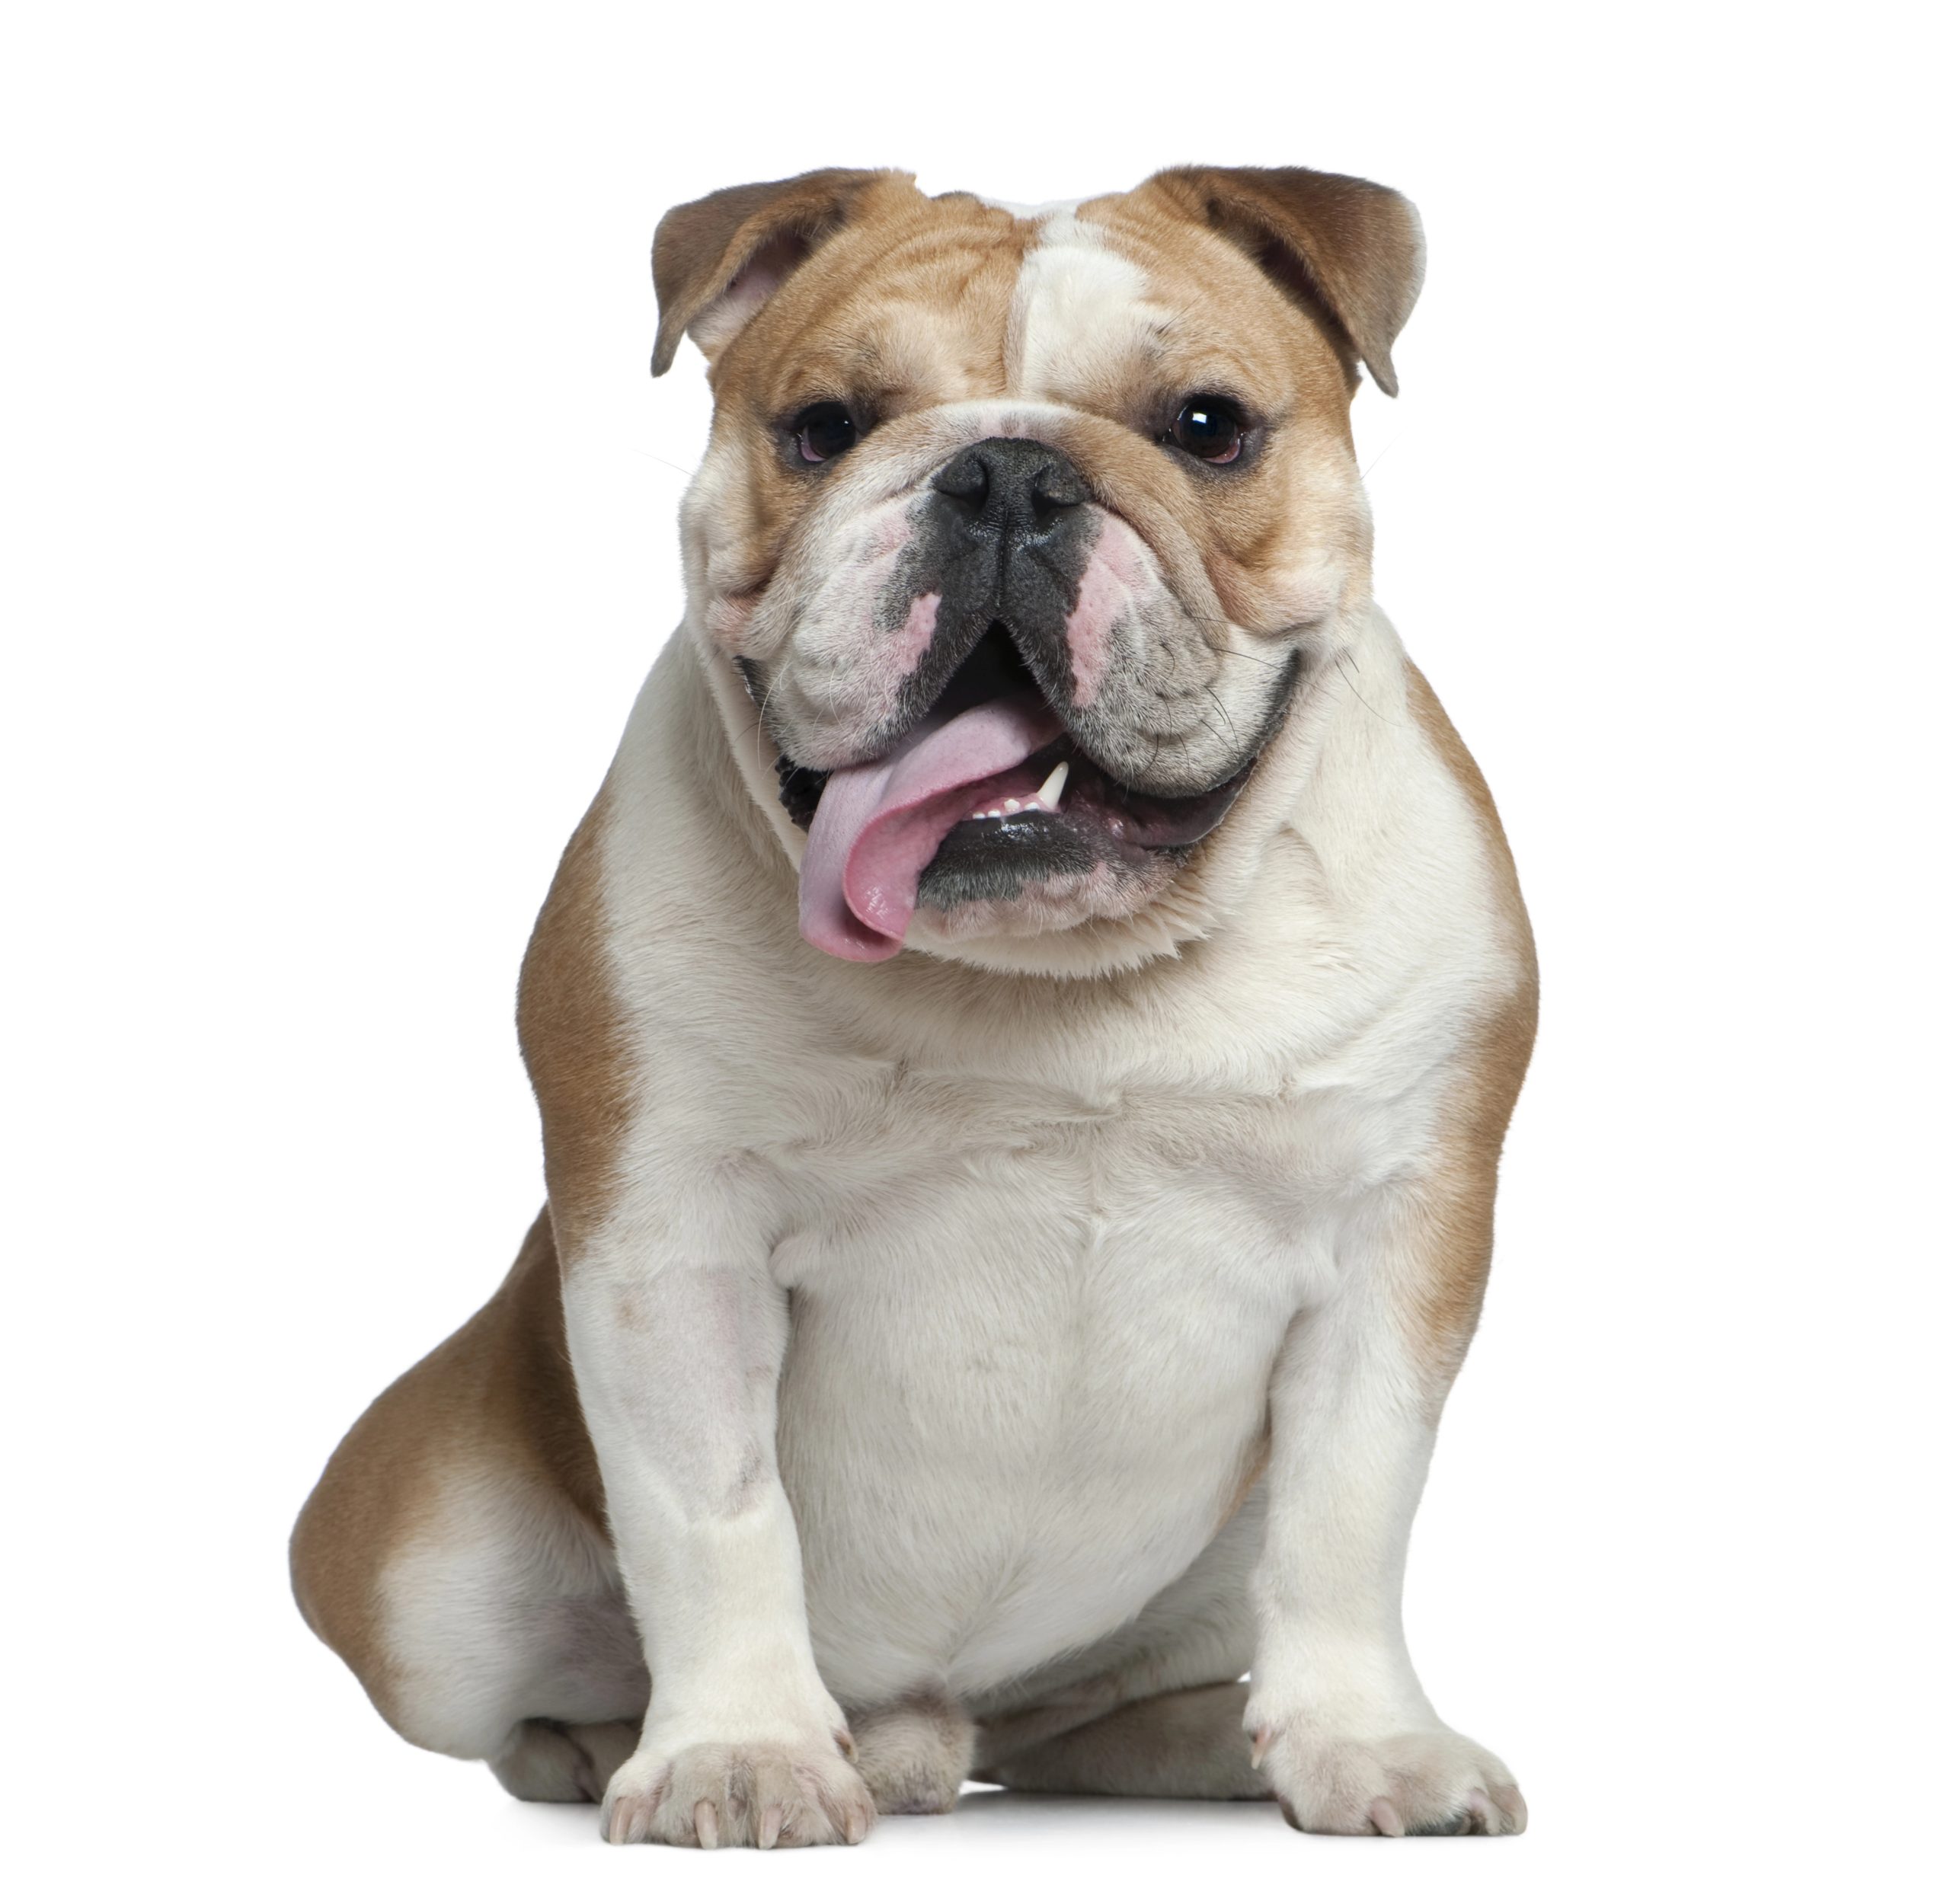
(1202, 682, 1239, 747)
(626, 448, 699, 481)
(1331, 649, 1405, 727)
(1212, 644, 1290, 672)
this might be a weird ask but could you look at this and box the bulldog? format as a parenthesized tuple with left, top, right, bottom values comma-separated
(292, 165, 1537, 1847)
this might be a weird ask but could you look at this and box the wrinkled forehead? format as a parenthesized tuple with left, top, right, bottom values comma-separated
(713, 189, 1347, 422)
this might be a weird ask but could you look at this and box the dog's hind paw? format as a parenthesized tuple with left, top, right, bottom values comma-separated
(848, 1692, 973, 1813)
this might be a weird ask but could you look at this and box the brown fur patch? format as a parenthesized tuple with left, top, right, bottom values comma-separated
(289, 1212, 605, 1723)
(1401, 664, 1539, 1404)
(651, 168, 899, 377)
(1140, 167, 1424, 398)
(695, 177, 1028, 606)
(517, 781, 631, 1262)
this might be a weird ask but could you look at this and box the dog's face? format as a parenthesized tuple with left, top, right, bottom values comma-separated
(659, 168, 1423, 972)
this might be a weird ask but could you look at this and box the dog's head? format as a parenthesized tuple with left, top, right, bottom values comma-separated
(659, 167, 1422, 973)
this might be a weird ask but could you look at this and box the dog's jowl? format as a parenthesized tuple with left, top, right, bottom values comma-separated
(292, 167, 1537, 1847)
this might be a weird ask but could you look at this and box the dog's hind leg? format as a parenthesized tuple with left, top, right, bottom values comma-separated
(367, 1458, 647, 1778)
(292, 1214, 649, 1796)
(975, 1682, 1267, 1800)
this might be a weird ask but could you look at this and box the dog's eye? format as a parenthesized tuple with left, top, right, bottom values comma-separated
(1167, 396, 1245, 465)
(792, 402, 858, 465)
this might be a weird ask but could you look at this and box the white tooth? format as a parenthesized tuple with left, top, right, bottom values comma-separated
(1003, 797, 1021, 813)
(1036, 761, 1069, 810)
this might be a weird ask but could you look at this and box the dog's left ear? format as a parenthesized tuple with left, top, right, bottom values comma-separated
(1145, 166, 1425, 396)
(651, 168, 899, 375)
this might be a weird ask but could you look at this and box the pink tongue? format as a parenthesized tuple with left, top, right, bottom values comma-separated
(799, 695, 1063, 961)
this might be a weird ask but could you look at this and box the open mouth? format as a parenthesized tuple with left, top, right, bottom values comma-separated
(778, 626, 1264, 963)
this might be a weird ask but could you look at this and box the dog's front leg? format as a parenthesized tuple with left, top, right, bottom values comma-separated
(1246, 1178, 1527, 1837)
(561, 1243, 873, 1849)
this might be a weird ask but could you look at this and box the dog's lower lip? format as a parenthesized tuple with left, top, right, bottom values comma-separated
(776, 756, 830, 829)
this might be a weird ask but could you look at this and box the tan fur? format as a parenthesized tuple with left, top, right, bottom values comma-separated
(290, 1212, 603, 1724)
(516, 784, 631, 1260)
(1082, 182, 1376, 631)
(682, 178, 1029, 610)
(1402, 663, 1539, 1401)
(1142, 168, 1426, 398)
(650, 168, 897, 378)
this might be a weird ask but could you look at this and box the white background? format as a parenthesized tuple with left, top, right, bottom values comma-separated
(4, 2, 1943, 1899)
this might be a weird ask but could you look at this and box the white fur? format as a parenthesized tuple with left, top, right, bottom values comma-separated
(1008, 211, 1165, 403)
(380, 1465, 644, 1759)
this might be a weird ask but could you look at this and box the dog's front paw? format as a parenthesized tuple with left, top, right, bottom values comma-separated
(602, 1735, 875, 1848)
(1254, 1722, 1526, 1837)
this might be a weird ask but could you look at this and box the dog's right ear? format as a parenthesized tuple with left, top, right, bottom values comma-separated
(651, 168, 897, 376)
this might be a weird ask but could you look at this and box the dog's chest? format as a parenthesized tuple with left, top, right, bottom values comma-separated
(761, 1056, 1399, 1701)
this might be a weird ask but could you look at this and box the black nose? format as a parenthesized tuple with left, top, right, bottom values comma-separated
(931, 438, 1086, 547)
